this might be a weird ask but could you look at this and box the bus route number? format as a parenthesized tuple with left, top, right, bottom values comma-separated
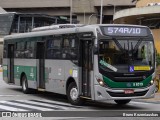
(107, 27, 141, 35)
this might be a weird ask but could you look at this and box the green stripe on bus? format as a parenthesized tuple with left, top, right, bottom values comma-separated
(3, 65, 8, 78)
(14, 65, 37, 81)
(103, 75, 152, 88)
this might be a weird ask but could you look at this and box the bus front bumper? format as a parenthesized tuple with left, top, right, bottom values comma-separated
(94, 83, 156, 101)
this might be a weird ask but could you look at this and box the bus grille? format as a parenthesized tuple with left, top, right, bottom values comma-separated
(107, 90, 148, 97)
(113, 76, 144, 82)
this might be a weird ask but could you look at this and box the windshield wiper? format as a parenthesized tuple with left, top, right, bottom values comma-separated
(133, 39, 142, 53)
(113, 38, 124, 52)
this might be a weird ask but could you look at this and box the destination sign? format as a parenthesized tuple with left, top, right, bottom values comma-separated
(101, 26, 149, 36)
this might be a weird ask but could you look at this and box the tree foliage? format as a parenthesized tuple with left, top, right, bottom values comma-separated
(156, 53, 160, 66)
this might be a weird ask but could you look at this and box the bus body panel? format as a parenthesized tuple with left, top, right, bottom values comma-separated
(14, 59, 37, 89)
(94, 84, 156, 101)
(3, 58, 8, 83)
(45, 60, 80, 95)
(94, 54, 156, 101)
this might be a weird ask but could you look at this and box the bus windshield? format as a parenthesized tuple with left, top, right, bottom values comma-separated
(98, 38, 154, 73)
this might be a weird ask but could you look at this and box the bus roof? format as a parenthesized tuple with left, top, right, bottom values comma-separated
(4, 24, 150, 40)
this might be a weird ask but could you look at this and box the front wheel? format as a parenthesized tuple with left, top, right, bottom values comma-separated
(67, 82, 84, 106)
(22, 75, 30, 94)
(114, 99, 131, 105)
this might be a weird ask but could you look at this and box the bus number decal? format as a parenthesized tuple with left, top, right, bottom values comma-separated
(133, 82, 143, 87)
(30, 68, 34, 78)
(107, 27, 141, 35)
(73, 70, 78, 78)
(17, 67, 19, 72)
(3, 66, 7, 70)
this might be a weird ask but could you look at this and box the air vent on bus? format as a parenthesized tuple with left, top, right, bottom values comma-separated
(32, 24, 84, 32)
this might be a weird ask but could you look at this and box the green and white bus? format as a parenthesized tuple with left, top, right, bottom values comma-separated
(3, 24, 156, 105)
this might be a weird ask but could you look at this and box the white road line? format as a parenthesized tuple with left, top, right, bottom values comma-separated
(36, 99, 77, 107)
(0, 101, 54, 111)
(15, 100, 73, 110)
(130, 101, 150, 105)
(0, 95, 20, 97)
(0, 104, 28, 111)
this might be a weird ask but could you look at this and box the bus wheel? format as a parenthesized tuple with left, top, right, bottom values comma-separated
(22, 75, 30, 94)
(114, 99, 131, 105)
(67, 82, 83, 106)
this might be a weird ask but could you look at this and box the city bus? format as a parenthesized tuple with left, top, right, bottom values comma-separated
(2, 24, 156, 105)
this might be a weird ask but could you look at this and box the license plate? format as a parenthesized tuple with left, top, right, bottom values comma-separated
(124, 89, 134, 94)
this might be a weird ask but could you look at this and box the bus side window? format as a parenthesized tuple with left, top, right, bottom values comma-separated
(15, 41, 25, 58)
(70, 37, 78, 60)
(46, 36, 62, 59)
(25, 40, 35, 58)
(62, 34, 78, 60)
(62, 37, 69, 59)
(3, 44, 7, 58)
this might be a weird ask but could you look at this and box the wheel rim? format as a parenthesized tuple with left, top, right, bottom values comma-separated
(70, 87, 78, 101)
(22, 79, 26, 91)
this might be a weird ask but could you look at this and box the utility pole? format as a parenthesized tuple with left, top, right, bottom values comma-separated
(70, 0, 72, 24)
(100, 0, 103, 24)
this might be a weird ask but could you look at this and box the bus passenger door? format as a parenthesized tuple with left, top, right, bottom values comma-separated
(80, 40, 92, 97)
(36, 42, 45, 89)
(8, 44, 15, 83)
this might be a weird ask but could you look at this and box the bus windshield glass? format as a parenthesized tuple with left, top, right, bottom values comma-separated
(98, 38, 154, 73)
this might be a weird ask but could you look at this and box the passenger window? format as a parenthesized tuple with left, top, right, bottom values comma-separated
(62, 34, 79, 60)
(3, 44, 7, 58)
(25, 41, 35, 58)
(46, 36, 62, 59)
(15, 41, 25, 58)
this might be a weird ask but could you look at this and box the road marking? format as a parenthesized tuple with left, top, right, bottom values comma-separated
(130, 101, 150, 105)
(30, 99, 81, 108)
(0, 99, 81, 111)
(0, 104, 27, 111)
(15, 100, 72, 110)
(35, 99, 80, 107)
(0, 101, 55, 111)
(0, 95, 20, 97)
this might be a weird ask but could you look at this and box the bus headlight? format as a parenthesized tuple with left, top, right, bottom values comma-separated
(96, 78, 107, 87)
(150, 80, 154, 85)
(149, 73, 156, 85)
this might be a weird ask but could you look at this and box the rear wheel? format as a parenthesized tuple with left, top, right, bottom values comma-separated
(114, 99, 131, 105)
(22, 75, 30, 94)
(67, 82, 84, 105)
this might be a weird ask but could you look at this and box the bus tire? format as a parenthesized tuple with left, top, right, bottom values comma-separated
(22, 75, 30, 94)
(114, 99, 131, 105)
(67, 82, 83, 106)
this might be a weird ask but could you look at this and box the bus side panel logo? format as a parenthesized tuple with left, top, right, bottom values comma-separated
(129, 66, 134, 72)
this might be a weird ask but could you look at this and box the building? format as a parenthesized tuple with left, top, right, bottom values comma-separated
(0, 0, 135, 64)
(0, 0, 135, 24)
(0, 11, 69, 64)
(114, 0, 160, 53)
